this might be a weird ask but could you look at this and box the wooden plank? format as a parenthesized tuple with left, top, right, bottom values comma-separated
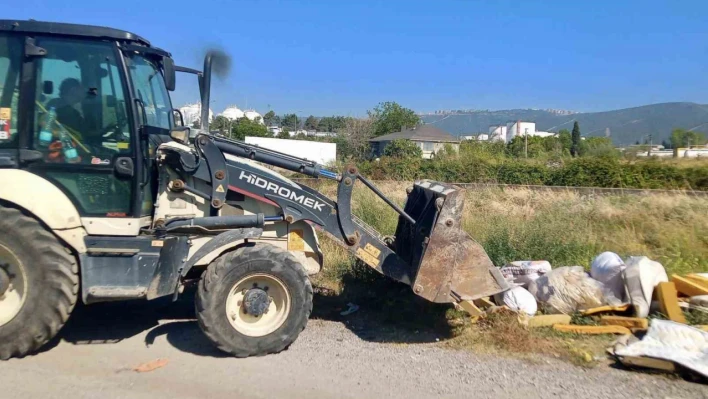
(656, 282, 687, 323)
(458, 300, 484, 317)
(685, 274, 708, 290)
(473, 297, 495, 309)
(581, 304, 630, 315)
(672, 275, 708, 297)
(619, 356, 676, 372)
(553, 324, 632, 335)
(527, 314, 572, 328)
(600, 316, 649, 330)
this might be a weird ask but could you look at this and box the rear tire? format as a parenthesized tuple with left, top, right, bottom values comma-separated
(196, 244, 313, 357)
(0, 206, 79, 360)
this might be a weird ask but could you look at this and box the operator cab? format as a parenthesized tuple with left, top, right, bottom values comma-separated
(0, 20, 180, 228)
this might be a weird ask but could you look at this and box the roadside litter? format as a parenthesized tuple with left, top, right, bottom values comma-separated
(474, 253, 708, 380)
(340, 302, 360, 316)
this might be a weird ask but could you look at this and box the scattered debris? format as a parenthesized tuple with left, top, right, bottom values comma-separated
(527, 314, 571, 328)
(623, 257, 668, 318)
(553, 324, 632, 335)
(686, 274, 708, 290)
(528, 266, 608, 314)
(581, 304, 630, 315)
(500, 260, 552, 288)
(600, 316, 648, 330)
(618, 355, 677, 372)
(590, 252, 626, 301)
(133, 358, 169, 373)
(614, 320, 708, 378)
(494, 286, 537, 316)
(340, 303, 360, 316)
(689, 295, 708, 308)
(672, 275, 708, 297)
(656, 282, 687, 323)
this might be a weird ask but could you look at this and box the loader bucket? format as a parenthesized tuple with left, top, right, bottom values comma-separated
(394, 181, 510, 304)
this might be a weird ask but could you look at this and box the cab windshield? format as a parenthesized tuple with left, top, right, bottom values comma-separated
(125, 53, 173, 132)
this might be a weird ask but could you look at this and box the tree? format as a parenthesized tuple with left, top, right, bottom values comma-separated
(661, 139, 672, 149)
(506, 136, 548, 158)
(570, 121, 581, 157)
(304, 115, 319, 131)
(210, 115, 231, 135)
(231, 117, 271, 140)
(557, 129, 572, 153)
(281, 114, 298, 131)
(581, 137, 618, 158)
(670, 128, 707, 149)
(383, 139, 423, 158)
(318, 116, 347, 132)
(276, 130, 290, 139)
(263, 110, 278, 126)
(336, 118, 373, 160)
(368, 101, 420, 137)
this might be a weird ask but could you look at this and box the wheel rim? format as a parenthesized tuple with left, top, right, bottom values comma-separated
(225, 273, 291, 337)
(0, 243, 27, 327)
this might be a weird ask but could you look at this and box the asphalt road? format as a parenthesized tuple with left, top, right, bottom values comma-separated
(1, 299, 706, 399)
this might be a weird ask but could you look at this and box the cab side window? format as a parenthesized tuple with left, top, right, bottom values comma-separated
(0, 34, 22, 148)
(33, 38, 131, 164)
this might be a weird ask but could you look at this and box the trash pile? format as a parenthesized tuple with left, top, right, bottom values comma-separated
(464, 253, 708, 379)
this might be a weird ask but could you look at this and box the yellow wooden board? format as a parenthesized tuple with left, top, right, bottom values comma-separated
(553, 324, 631, 335)
(685, 274, 708, 290)
(656, 282, 686, 323)
(458, 300, 484, 317)
(288, 229, 305, 251)
(619, 356, 676, 372)
(600, 316, 648, 330)
(672, 275, 708, 297)
(581, 304, 630, 315)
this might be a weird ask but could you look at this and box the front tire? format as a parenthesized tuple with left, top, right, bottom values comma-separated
(0, 206, 79, 360)
(196, 244, 313, 357)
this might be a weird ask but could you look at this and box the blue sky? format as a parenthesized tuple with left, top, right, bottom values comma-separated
(7, 0, 708, 116)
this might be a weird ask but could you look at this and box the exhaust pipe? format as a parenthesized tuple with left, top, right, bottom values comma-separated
(200, 52, 213, 132)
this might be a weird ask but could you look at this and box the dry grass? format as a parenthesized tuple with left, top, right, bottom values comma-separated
(445, 310, 612, 366)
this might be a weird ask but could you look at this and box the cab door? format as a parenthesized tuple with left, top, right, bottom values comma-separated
(22, 36, 143, 235)
(0, 33, 22, 165)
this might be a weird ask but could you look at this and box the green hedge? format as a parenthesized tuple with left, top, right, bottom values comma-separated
(358, 157, 708, 190)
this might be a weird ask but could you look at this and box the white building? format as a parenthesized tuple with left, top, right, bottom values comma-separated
(219, 106, 264, 124)
(221, 105, 245, 120)
(489, 125, 507, 142)
(505, 121, 537, 143)
(179, 103, 213, 127)
(244, 110, 264, 124)
(460, 134, 489, 141)
(267, 125, 282, 135)
(245, 136, 336, 165)
(503, 121, 557, 143)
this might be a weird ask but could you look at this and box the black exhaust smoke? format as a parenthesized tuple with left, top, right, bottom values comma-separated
(200, 48, 232, 131)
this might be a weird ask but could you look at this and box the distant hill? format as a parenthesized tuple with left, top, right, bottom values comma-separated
(420, 102, 708, 145)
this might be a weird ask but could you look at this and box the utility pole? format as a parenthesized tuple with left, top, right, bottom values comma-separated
(524, 128, 529, 158)
(648, 134, 652, 156)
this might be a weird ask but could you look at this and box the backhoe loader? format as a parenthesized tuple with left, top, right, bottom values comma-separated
(0, 20, 509, 359)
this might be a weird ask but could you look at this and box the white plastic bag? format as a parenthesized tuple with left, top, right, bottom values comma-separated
(494, 286, 537, 316)
(500, 260, 552, 288)
(590, 252, 626, 302)
(622, 256, 668, 318)
(528, 266, 607, 314)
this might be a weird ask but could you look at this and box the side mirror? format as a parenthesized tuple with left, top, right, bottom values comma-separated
(163, 56, 176, 91)
(172, 108, 185, 127)
(170, 126, 191, 144)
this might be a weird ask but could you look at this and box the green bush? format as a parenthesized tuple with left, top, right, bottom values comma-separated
(358, 156, 708, 190)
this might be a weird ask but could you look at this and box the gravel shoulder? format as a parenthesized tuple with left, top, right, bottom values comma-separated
(0, 299, 706, 399)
